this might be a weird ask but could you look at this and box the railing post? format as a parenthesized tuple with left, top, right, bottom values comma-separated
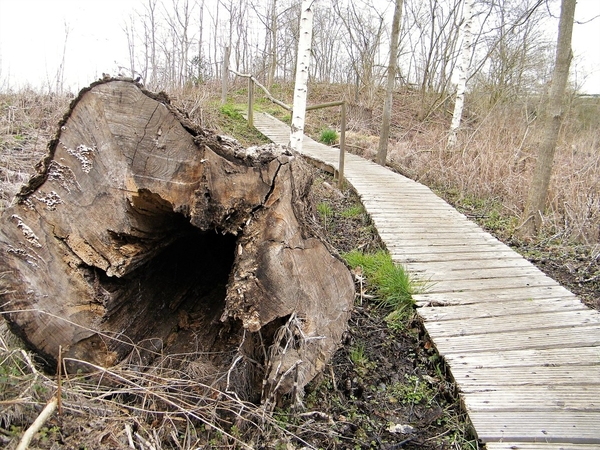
(248, 77, 254, 128)
(338, 101, 346, 189)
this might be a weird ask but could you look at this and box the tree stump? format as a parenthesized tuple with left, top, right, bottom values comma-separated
(0, 79, 354, 401)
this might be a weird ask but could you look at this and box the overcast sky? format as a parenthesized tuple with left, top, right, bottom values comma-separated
(0, 0, 599, 94)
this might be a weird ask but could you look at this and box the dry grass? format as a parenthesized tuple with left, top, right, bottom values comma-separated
(0, 90, 70, 212)
(0, 321, 316, 449)
(386, 94, 600, 246)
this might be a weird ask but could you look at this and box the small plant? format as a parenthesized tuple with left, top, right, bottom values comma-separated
(341, 204, 364, 218)
(343, 250, 421, 328)
(349, 343, 375, 377)
(390, 374, 436, 407)
(219, 103, 243, 120)
(317, 201, 333, 229)
(319, 128, 338, 145)
(349, 343, 368, 366)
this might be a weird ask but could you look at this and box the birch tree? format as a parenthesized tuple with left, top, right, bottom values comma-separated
(289, 0, 315, 153)
(518, 0, 576, 237)
(447, 0, 474, 147)
(376, 0, 403, 166)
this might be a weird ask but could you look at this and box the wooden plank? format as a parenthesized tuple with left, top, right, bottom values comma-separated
(424, 276, 559, 294)
(443, 346, 600, 370)
(407, 257, 536, 272)
(418, 297, 587, 321)
(450, 364, 600, 387)
(395, 250, 525, 264)
(408, 266, 544, 282)
(414, 285, 575, 305)
(382, 239, 504, 250)
(461, 385, 600, 411)
(486, 443, 600, 450)
(387, 243, 508, 254)
(424, 310, 600, 337)
(468, 410, 600, 443)
(428, 324, 600, 355)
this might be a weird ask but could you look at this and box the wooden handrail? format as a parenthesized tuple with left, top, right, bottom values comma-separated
(229, 69, 346, 187)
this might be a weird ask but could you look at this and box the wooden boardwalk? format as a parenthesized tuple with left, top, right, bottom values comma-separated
(251, 112, 600, 449)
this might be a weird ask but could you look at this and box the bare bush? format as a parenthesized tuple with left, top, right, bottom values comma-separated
(388, 96, 600, 245)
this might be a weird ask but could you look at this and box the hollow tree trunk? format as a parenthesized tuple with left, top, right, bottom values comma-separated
(0, 79, 354, 402)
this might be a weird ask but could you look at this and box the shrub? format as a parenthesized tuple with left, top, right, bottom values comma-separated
(319, 128, 338, 145)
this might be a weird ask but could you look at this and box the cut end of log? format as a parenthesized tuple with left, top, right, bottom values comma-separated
(0, 79, 354, 402)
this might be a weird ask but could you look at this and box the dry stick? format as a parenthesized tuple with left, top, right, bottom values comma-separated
(124, 424, 135, 449)
(229, 69, 292, 111)
(135, 431, 157, 450)
(16, 396, 58, 450)
(57, 345, 62, 416)
(62, 358, 254, 450)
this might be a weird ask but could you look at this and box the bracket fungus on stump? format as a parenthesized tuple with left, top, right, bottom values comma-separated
(0, 79, 354, 402)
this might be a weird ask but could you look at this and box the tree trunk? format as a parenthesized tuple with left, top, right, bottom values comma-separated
(447, 0, 474, 148)
(0, 79, 354, 403)
(376, 0, 403, 166)
(518, 0, 575, 237)
(267, 0, 278, 90)
(221, 46, 230, 104)
(290, 0, 315, 153)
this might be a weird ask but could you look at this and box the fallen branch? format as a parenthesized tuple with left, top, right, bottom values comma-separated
(16, 396, 58, 450)
(229, 69, 292, 111)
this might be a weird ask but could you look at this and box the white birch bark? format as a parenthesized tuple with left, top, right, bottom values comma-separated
(376, 0, 403, 166)
(448, 0, 474, 148)
(290, 0, 315, 153)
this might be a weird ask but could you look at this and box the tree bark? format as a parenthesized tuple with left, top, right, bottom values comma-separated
(447, 0, 474, 148)
(376, 0, 403, 166)
(0, 79, 354, 402)
(518, 0, 575, 237)
(290, 0, 315, 153)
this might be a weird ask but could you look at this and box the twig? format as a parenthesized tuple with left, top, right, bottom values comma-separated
(135, 432, 157, 450)
(124, 424, 135, 449)
(16, 396, 58, 450)
(57, 345, 62, 416)
(229, 69, 292, 111)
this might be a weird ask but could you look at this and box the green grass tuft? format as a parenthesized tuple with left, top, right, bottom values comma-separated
(341, 204, 364, 218)
(343, 250, 420, 328)
(319, 128, 338, 145)
(219, 103, 244, 120)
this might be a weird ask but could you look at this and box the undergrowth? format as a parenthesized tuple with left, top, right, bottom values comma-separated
(343, 250, 419, 329)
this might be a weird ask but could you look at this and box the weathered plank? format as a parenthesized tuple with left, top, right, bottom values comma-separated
(450, 364, 600, 388)
(467, 410, 600, 443)
(418, 297, 587, 321)
(486, 444, 600, 450)
(406, 257, 537, 272)
(461, 385, 600, 411)
(429, 324, 600, 355)
(424, 310, 600, 337)
(414, 285, 575, 305)
(443, 346, 600, 370)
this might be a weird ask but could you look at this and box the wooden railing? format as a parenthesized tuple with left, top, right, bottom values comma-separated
(229, 70, 346, 188)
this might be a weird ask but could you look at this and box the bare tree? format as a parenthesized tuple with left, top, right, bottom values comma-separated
(376, 0, 403, 166)
(518, 0, 576, 237)
(334, 0, 385, 105)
